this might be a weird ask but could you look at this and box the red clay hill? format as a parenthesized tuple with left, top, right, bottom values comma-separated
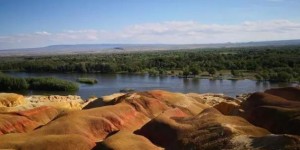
(0, 87, 299, 149)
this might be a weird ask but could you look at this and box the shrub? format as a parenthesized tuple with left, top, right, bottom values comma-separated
(255, 74, 262, 81)
(182, 68, 190, 77)
(273, 72, 293, 82)
(190, 67, 199, 76)
(148, 68, 159, 76)
(207, 68, 216, 76)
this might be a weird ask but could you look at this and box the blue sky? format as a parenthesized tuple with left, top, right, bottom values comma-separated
(0, 0, 300, 49)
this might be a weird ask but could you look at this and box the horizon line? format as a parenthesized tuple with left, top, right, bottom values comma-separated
(1, 38, 300, 51)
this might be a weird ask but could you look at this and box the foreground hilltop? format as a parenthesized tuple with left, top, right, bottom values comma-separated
(0, 87, 299, 149)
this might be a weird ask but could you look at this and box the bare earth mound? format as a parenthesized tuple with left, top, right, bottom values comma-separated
(241, 87, 300, 135)
(0, 87, 299, 149)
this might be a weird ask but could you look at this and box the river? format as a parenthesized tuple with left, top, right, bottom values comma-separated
(6, 72, 298, 99)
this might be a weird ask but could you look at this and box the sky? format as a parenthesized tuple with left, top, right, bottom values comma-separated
(0, 0, 300, 49)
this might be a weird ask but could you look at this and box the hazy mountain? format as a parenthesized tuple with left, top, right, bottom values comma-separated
(1, 39, 300, 56)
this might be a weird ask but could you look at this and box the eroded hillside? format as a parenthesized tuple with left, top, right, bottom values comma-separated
(0, 87, 299, 149)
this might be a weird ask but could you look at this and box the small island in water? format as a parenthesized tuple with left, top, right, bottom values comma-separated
(76, 77, 98, 84)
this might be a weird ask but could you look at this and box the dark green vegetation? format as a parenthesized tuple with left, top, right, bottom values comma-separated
(0, 46, 299, 82)
(0, 73, 78, 91)
(76, 77, 98, 84)
(26, 77, 79, 91)
(119, 88, 135, 93)
(0, 73, 29, 91)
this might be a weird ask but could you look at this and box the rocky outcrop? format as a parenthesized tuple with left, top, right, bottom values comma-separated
(27, 95, 85, 110)
(102, 93, 125, 102)
(187, 92, 242, 115)
(0, 93, 25, 107)
(186, 93, 242, 106)
(0, 94, 88, 112)
(241, 87, 300, 135)
(213, 101, 241, 115)
(0, 88, 299, 150)
(147, 90, 210, 115)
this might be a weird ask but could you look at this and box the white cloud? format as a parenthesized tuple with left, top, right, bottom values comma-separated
(1, 20, 300, 49)
(35, 31, 51, 35)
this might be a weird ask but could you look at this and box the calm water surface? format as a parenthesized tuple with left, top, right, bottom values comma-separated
(6, 72, 299, 99)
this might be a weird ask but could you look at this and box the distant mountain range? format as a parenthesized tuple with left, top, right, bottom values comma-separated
(1, 39, 300, 56)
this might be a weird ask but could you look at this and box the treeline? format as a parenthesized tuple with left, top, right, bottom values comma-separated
(0, 73, 78, 91)
(0, 46, 300, 82)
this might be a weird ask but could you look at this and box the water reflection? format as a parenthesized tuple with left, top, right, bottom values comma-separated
(5, 72, 299, 99)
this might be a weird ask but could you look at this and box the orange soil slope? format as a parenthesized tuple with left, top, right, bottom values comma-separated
(0, 88, 299, 150)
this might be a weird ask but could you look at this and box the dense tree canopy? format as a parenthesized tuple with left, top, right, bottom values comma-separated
(0, 46, 299, 82)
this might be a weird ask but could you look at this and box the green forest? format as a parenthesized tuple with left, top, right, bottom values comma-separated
(0, 46, 300, 82)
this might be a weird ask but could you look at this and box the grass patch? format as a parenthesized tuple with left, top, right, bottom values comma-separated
(76, 77, 98, 84)
(26, 77, 79, 91)
(0, 73, 29, 91)
(0, 72, 78, 92)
